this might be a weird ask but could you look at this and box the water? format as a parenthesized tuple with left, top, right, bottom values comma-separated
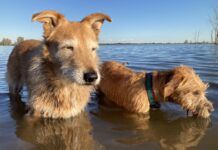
(0, 44, 218, 149)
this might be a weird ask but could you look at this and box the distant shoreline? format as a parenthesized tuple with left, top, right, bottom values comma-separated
(0, 42, 216, 46)
(100, 42, 215, 45)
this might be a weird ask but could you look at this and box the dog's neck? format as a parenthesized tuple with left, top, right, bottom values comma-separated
(151, 70, 172, 102)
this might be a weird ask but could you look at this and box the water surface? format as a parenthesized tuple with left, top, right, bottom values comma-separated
(0, 44, 218, 149)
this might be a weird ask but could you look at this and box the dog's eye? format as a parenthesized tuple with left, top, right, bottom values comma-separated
(193, 91, 200, 95)
(92, 48, 97, 51)
(64, 46, 74, 51)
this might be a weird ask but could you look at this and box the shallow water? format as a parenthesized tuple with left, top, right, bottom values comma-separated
(0, 44, 218, 150)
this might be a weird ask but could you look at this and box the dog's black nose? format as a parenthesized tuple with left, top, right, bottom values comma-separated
(83, 72, 98, 83)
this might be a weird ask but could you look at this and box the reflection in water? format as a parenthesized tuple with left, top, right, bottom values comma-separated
(93, 106, 211, 150)
(9, 95, 104, 150)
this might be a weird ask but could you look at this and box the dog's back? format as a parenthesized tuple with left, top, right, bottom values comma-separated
(99, 61, 150, 113)
(7, 40, 42, 94)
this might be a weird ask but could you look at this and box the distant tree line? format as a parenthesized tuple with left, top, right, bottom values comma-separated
(183, 40, 210, 44)
(0, 37, 24, 46)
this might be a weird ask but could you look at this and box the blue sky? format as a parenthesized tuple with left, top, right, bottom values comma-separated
(0, 0, 217, 43)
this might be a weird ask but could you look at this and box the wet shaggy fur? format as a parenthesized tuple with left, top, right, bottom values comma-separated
(99, 61, 214, 118)
(7, 10, 111, 118)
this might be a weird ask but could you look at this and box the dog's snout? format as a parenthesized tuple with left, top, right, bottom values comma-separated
(83, 71, 98, 83)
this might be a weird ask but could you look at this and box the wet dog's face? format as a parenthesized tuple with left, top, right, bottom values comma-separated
(32, 10, 111, 85)
(164, 66, 214, 118)
(46, 23, 101, 85)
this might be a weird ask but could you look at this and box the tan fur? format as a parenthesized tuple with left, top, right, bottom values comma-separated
(7, 10, 111, 118)
(99, 61, 214, 118)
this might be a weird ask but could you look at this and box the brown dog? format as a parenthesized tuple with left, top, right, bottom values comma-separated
(99, 61, 214, 118)
(7, 10, 111, 118)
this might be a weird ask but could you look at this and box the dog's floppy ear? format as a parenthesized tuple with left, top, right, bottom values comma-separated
(164, 73, 184, 99)
(81, 13, 112, 36)
(32, 10, 67, 38)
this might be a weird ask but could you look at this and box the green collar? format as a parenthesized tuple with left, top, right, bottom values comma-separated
(145, 73, 160, 109)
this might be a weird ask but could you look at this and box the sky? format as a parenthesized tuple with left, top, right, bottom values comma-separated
(0, 0, 217, 43)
